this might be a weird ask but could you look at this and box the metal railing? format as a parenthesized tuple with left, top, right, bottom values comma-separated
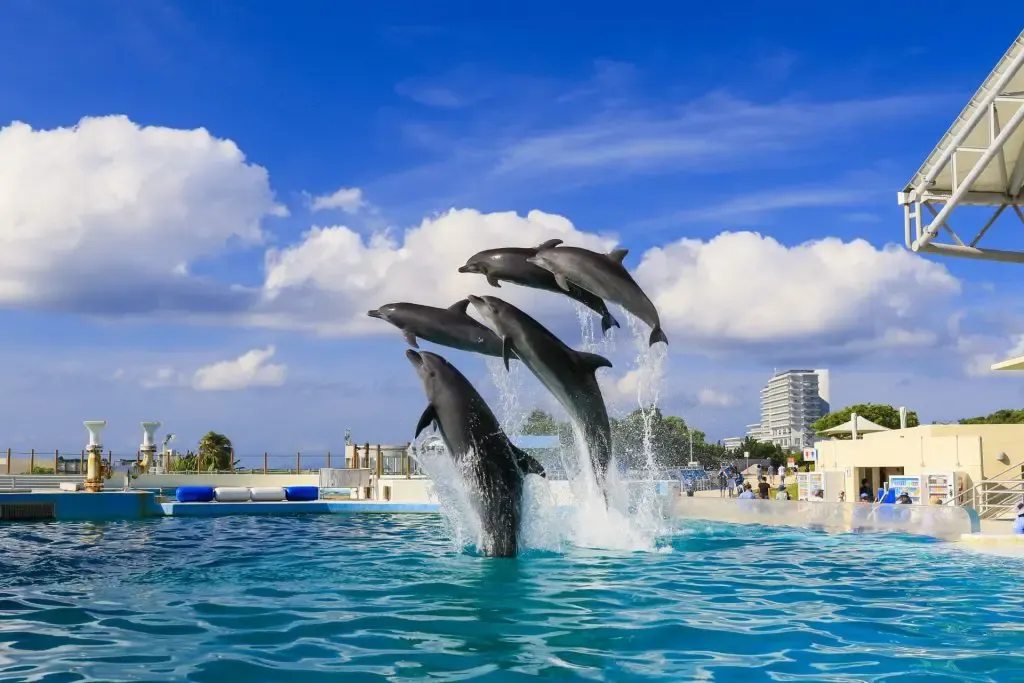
(0, 475, 83, 490)
(968, 479, 1024, 520)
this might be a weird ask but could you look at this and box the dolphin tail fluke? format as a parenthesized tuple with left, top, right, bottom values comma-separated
(649, 326, 668, 347)
(600, 309, 620, 334)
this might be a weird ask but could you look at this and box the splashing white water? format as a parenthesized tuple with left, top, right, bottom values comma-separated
(423, 306, 673, 556)
(486, 357, 528, 440)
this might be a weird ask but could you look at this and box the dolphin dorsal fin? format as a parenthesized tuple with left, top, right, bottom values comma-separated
(576, 350, 613, 373)
(448, 299, 471, 315)
(608, 248, 628, 263)
(535, 239, 563, 251)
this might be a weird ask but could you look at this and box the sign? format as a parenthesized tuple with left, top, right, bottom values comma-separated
(786, 457, 795, 468)
(802, 447, 818, 462)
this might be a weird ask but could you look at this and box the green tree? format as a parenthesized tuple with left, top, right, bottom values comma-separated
(522, 409, 560, 435)
(730, 436, 786, 468)
(958, 409, 1024, 424)
(197, 432, 236, 471)
(811, 403, 918, 438)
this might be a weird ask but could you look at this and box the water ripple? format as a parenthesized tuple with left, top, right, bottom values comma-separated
(0, 516, 1021, 681)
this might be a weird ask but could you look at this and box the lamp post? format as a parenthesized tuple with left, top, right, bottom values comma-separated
(140, 422, 161, 474)
(83, 421, 107, 493)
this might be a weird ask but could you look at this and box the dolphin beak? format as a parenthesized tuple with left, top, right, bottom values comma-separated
(457, 264, 473, 273)
(367, 309, 382, 319)
(405, 349, 422, 366)
(466, 294, 484, 307)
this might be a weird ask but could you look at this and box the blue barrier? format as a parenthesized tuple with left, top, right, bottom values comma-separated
(176, 486, 215, 503)
(284, 486, 319, 502)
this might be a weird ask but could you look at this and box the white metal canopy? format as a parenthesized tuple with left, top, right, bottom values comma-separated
(898, 29, 1024, 262)
(822, 415, 890, 435)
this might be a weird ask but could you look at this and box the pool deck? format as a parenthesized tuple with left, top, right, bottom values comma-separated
(0, 491, 439, 521)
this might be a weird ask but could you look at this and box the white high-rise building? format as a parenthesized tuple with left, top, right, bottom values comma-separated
(745, 369, 830, 450)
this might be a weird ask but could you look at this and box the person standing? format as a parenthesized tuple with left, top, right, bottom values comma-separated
(757, 477, 771, 500)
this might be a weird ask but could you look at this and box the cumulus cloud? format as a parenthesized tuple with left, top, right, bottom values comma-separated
(0, 115, 285, 314)
(255, 208, 614, 335)
(308, 186, 366, 214)
(252, 208, 960, 356)
(635, 231, 959, 347)
(191, 346, 287, 391)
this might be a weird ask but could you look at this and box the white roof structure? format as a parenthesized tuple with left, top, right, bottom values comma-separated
(898, 30, 1024, 263)
(822, 415, 891, 435)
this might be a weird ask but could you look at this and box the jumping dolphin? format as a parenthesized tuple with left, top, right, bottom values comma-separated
(526, 241, 668, 347)
(458, 240, 620, 334)
(407, 349, 545, 557)
(367, 301, 511, 359)
(466, 294, 614, 487)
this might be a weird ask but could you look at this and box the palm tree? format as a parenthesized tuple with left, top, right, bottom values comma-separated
(197, 432, 236, 471)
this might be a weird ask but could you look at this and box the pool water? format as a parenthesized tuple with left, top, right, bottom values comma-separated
(1, 515, 1022, 682)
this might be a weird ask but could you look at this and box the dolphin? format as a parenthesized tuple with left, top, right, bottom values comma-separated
(458, 239, 620, 334)
(367, 300, 511, 359)
(466, 294, 614, 487)
(526, 241, 668, 347)
(407, 349, 545, 557)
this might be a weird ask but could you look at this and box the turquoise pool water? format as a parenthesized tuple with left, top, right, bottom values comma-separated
(1, 515, 1022, 682)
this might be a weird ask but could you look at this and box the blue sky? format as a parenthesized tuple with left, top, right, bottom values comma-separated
(1, 1, 1022, 460)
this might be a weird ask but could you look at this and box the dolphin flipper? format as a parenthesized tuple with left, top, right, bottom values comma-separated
(576, 350, 613, 372)
(553, 273, 571, 292)
(513, 446, 546, 478)
(486, 274, 502, 288)
(403, 331, 419, 348)
(414, 405, 438, 439)
(502, 336, 514, 371)
(535, 239, 563, 251)
(600, 308, 620, 334)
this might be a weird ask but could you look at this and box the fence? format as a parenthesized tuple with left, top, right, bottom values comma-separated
(1, 444, 427, 477)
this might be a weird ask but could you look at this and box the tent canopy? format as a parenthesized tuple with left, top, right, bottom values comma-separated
(822, 415, 891, 435)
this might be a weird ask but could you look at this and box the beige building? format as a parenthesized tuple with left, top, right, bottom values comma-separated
(815, 423, 1024, 503)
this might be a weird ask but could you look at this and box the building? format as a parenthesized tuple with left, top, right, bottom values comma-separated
(743, 369, 830, 451)
(814, 423, 1024, 514)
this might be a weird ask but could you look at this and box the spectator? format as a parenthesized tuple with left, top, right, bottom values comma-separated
(859, 479, 872, 499)
(776, 484, 790, 501)
(757, 477, 771, 500)
(718, 471, 727, 498)
(1014, 502, 1024, 534)
(778, 464, 786, 485)
(838, 491, 846, 503)
(738, 483, 757, 499)
(859, 492, 870, 503)
(896, 492, 913, 505)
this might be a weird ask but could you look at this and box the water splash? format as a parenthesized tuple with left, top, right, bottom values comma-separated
(418, 306, 673, 556)
(486, 357, 527, 440)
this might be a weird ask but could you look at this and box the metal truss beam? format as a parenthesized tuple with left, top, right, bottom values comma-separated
(899, 31, 1024, 263)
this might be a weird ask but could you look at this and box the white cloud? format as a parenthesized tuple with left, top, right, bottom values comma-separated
(636, 231, 959, 346)
(698, 388, 736, 408)
(308, 186, 366, 214)
(253, 209, 960, 355)
(255, 208, 614, 335)
(191, 346, 287, 391)
(0, 115, 285, 313)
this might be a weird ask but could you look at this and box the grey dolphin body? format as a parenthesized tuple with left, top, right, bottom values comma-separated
(526, 242, 668, 347)
(368, 301, 509, 359)
(407, 349, 545, 558)
(458, 240, 620, 334)
(467, 294, 614, 487)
